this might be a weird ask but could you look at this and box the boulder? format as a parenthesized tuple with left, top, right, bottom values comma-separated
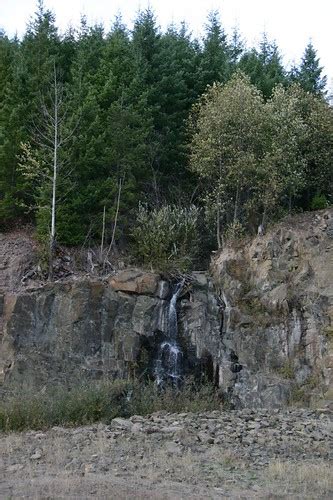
(109, 269, 159, 296)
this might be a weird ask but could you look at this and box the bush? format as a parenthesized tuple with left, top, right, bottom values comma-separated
(310, 193, 329, 210)
(0, 379, 221, 432)
(225, 220, 245, 242)
(132, 204, 200, 271)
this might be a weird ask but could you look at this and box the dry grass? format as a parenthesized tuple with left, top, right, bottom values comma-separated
(1, 425, 332, 499)
(267, 460, 333, 497)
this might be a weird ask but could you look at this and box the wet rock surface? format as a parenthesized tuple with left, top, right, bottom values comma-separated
(1, 409, 332, 498)
(1, 209, 332, 409)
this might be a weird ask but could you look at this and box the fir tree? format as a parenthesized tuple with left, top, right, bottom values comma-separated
(292, 41, 327, 95)
(239, 33, 285, 99)
(198, 11, 230, 91)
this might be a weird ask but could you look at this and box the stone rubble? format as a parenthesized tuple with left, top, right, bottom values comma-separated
(1, 408, 332, 498)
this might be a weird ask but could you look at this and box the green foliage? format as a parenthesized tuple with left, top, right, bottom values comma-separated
(198, 10, 230, 91)
(290, 42, 327, 96)
(0, 7, 331, 250)
(132, 204, 200, 271)
(310, 194, 329, 210)
(224, 220, 245, 242)
(0, 379, 220, 432)
(189, 74, 333, 244)
(278, 359, 295, 379)
(189, 72, 269, 242)
(239, 33, 286, 99)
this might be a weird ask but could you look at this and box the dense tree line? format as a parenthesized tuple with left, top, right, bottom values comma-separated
(0, 2, 331, 267)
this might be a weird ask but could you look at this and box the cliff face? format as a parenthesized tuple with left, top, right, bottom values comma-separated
(0, 209, 332, 408)
(211, 208, 333, 408)
(0, 269, 220, 392)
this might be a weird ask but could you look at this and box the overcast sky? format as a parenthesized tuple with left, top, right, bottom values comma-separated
(1, 0, 332, 88)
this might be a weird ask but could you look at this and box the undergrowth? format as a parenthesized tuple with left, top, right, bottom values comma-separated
(0, 378, 221, 432)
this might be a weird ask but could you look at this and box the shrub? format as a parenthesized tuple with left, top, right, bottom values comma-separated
(310, 193, 329, 210)
(0, 379, 220, 432)
(132, 204, 200, 271)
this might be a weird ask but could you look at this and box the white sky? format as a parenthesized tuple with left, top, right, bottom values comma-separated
(1, 0, 332, 88)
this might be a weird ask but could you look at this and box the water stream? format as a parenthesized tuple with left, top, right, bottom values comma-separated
(155, 281, 184, 387)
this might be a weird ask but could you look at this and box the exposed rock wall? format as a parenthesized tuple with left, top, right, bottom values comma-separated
(0, 268, 220, 392)
(0, 277, 167, 389)
(211, 209, 333, 408)
(0, 209, 332, 408)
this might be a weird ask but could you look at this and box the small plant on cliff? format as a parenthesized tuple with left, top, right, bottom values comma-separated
(132, 204, 200, 272)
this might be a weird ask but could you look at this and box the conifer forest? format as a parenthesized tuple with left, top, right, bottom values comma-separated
(0, 2, 332, 271)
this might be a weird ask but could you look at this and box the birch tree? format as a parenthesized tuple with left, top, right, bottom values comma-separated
(19, 63, 77, 278)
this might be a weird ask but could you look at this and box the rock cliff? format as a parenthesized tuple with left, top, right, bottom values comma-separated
(0, 268, 218, 392)
(211, 208, 333, 408)
(0, 209, 332, 408)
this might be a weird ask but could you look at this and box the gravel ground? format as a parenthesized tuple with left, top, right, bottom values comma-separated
(1, 408, 332, 499)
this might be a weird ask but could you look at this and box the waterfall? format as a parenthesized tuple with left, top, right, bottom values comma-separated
(155, 281, 184, 387)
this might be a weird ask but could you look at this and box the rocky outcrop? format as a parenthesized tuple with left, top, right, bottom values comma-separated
(0, 209, 332, 408)
(0, 269, 219, 391)
(0, 277, 168, 389)
(211, 208, 333, 408)
(109, 269, 163, 296)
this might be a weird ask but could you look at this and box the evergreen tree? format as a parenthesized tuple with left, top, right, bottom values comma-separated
(0, 32, 21, 223)
(99, 19, 155, 243)
(239, 33, 285, 99)
(0, 1, 61, 225)
(229, 26, 245, 68)
(150, 23, 200, 195)
(57, 19, 107, 244)
(59, 17, 154, 245)
(291, 41, 327, 95)
(198, 11, 230, 91)
(132, 11, 199, 201)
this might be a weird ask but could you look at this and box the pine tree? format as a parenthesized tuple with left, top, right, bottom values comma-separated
(291, 42, 327, 95)
(132, 10, 199, 201)
(0, 1, 63, 226)
(198, 11, 230, 91)
(229, 26, 245, 69)
(99, 18, 155, 242)
(55, 19, 106, 244)
(239, 34, 285, 99)
(0, 32, 21, 224)
(150, 23, 200, 196)
(58, 16, 155, 245)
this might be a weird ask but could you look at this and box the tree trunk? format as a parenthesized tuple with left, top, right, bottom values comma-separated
(100, 205, 106, 262)
(216, 204, 221, 249)
(104, 177, 123, 268)
(233, 183, 239, 224)
(261, 205, 267, 227)
(49, 65, 58, 280)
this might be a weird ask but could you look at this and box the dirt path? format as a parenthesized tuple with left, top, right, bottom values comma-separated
(1, 408, 332, 499)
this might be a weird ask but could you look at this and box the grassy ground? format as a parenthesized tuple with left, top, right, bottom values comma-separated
(1, 419, 332, 499)
(0, 379, 221, 432)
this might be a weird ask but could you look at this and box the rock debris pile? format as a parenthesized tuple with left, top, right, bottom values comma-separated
(1, 409, 332, 498)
